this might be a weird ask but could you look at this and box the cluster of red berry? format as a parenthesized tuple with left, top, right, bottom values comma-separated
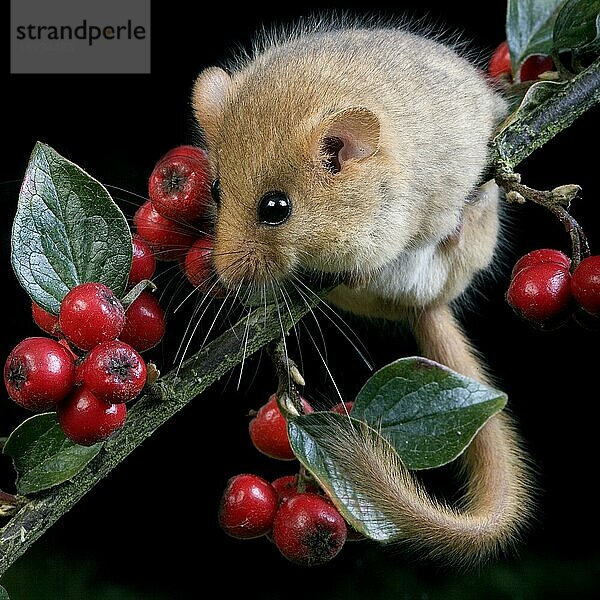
(3, 143, 222, 446)
(218, 395, 358, 566)
(133, 145, 220, 294)
(488, 40, 555, 83)
(506, 249, 600, 330)
(3, 240, 166, 446)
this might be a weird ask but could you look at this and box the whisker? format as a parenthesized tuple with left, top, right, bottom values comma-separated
(292, 275, 373, 370)
(172, 289, 216, 365)
(173, 255, 251, 358)
(298, 313, 345, 406)
(286, 280, 343, 407)
(194, 255, 255, 349)
(172, 258, 250, 365)
(236, 300, 255, 390)
(262, 279, 269, 329)
(172, 267, 224, 315)
(0, 179, 25, 187)
(179, 285, 234, 371)
(295, 282, 329, 366)
(269, 279, 292, 396)
(278, 282, 305, 387)
(105, 184, 149, 204)
(173, 289, 218, 369)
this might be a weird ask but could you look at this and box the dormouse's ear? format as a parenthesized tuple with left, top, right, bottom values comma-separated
(191, 67, 232, 147)
(316, 107, 380, 173)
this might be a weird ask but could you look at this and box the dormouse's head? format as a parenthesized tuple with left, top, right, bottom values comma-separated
(191, 66, 390, 292)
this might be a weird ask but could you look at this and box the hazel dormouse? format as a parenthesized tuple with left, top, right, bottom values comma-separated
(190, 16, 533, 566)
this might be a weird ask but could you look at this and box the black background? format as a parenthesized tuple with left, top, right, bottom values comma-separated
(1, 1, 599, 599)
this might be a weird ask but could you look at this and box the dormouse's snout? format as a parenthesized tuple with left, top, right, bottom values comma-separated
(211, 196, 297, 289)
(209, 178, 293, 286)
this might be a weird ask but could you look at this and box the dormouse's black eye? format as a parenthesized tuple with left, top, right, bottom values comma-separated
(257, 191, 292, 226)
(211, 179, 221, 207)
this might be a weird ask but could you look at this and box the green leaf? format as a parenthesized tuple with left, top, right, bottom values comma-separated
(507, 0, 566, 72)
(554, 0, 600, 52)
(11, 142, 132, 315)
(351, 357, 507, 470)
(288, 413, 400, 541)
(3, 413, 103, 495)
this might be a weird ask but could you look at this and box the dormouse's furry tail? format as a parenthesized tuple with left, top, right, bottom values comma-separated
(318, 304, 534, 567)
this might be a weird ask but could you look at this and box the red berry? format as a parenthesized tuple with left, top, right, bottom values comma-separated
(58, 387, 127, 446)
(119, 291, 166, 352)
(148, 146, 212, 222)
(128, 234, 157, 288)
(506, 262, 572, 328)
(4, 337, 76, 411)
(183, 236, 228, 298)
(271, 475, 321, 505)
(571, 255, 600, 316)
(79, 340, 146, 404)
(488, 40, 512, 80)
(59, 283, 125, 351)
(218, 473, 279, 539)
(272, 492, 347, 566)
(330, 401, 354, 415)
(519, 54, 554, 82)
(133, 200, 196, 261)
(31, 301, 59, 336)
(249, 394, 313, 461)
(511, 248, 571, 279)
(183, 236, 214, 289)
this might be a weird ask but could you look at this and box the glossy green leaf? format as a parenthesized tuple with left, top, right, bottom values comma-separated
(3, 413, 103, 495)
(507, 0, 566, 71)
(351, 357, 507, 470)
(554, 0, 600, 52)
(11, 142, 132, 315)
(288, 413, 401, 542)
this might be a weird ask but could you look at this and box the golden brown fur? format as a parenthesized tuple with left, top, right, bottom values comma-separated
(191, 15, 533, 566)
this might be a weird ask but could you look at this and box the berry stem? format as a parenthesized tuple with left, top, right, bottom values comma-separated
(550, 50, 575, 81)
(121, 279, 157, 309)
(546, 205, 590, 270)
(268, 340, 307, 420)
(495, 171, 590, 269)
(297, 465, 319, 494)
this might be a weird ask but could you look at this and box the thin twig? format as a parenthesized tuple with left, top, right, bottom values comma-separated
(495, 171, 590, 267)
